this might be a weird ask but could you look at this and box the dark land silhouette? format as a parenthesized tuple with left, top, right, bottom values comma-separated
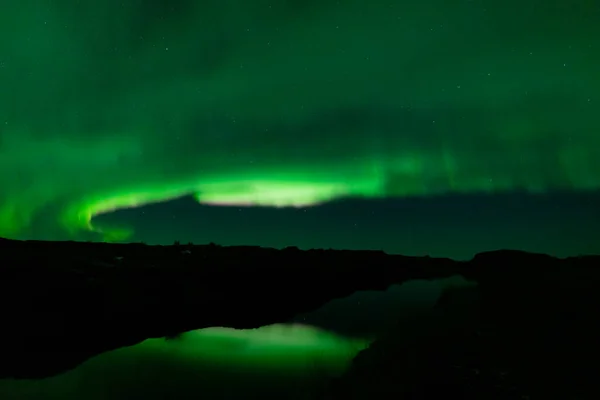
(1, 237, 599, 398)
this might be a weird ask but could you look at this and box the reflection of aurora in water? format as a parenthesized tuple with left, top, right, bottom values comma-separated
(0, 278, 470, 399)
(160, 324, 369, 372)
(0, 324, 369, 400)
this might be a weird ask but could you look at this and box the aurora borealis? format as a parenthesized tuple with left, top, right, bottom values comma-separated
(1, 0, 599, 258)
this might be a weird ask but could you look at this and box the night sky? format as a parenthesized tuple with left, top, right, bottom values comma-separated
(1, 0, 599, 259)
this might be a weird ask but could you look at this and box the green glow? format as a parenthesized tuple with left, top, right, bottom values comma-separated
(0, 324, 370, 399)
(154, 324, 369, 371)
(0, 1, 598, 241)
(194, 180, 356, 207)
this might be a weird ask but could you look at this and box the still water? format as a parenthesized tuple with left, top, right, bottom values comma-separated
(0, 277, 470, 399)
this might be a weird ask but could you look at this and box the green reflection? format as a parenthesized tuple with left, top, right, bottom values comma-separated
(0, 324, 369, 399)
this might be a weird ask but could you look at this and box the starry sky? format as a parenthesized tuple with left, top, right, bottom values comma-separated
(1, 0, 599, 259)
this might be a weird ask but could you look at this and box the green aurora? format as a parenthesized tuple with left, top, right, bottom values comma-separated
(1, 0, 598, 242)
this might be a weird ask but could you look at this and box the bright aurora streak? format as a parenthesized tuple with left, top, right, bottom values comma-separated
(1, 0, 599, 257)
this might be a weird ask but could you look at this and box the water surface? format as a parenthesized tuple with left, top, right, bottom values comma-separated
(0, 277, 471, 399)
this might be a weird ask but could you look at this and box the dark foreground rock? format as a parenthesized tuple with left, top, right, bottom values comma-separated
(325, 253, 600, 399)
(0, 237, 599, 399)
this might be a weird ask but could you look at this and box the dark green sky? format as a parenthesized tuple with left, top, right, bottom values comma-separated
(1, 0, 598, 259)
